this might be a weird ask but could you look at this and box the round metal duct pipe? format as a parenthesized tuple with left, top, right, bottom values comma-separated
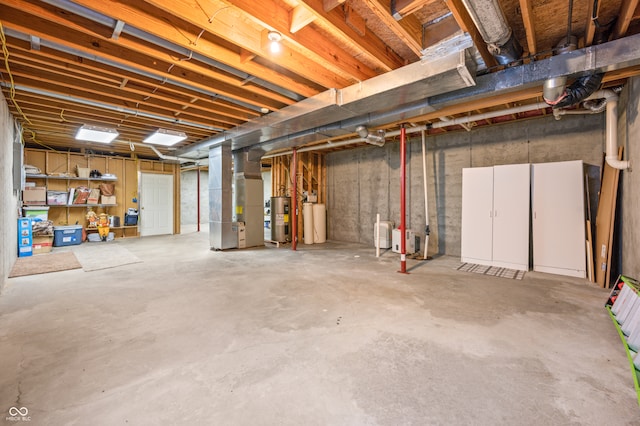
(460, 0, 522, 65)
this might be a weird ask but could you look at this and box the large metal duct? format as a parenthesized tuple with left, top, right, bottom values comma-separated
(460, 0, 522, 65)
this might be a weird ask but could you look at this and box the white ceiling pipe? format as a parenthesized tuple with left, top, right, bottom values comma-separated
(605, 96, 631, 170)
(263, 101, 552, 158)
(552, 109, 599, 120)
(560, 89, 631, 170)
(130, 142, 187, 163)
(439, 116, 472, 131)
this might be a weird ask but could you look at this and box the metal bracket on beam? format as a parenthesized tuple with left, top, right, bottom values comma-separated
(112, 20, 125, 40)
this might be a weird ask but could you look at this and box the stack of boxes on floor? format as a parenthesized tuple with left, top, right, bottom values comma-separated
(20, 206, 54, 256)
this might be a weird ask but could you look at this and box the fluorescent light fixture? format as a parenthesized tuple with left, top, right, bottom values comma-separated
(75, 124, 119, 143)
(143, 128, 187, 146)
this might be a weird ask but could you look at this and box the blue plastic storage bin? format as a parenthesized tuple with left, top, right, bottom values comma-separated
(53, 225, 83, 247)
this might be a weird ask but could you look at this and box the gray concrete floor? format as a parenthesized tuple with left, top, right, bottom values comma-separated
(1, 232, 639, 425)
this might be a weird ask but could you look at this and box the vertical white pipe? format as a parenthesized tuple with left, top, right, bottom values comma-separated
(376, 213, 380, 258)
(605, 99, 631, 170)
(421, 131, 429, 260)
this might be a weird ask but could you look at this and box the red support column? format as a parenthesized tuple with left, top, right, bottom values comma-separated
(292, 148, 298, 251)
(399, 125, 408, 274)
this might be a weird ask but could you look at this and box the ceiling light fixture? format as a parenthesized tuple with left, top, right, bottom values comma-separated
(75, 124, 119, 143)
(143, 128, 188, 146)
(267, 31, 282, 54)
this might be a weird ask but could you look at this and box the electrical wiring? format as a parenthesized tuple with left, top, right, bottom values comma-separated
(0, 21, 33, 127)
(1, 23, 57, 150)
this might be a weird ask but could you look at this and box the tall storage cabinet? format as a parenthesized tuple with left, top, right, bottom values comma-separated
(532, 160, 586, 278)
(461, 164, 530, 271)
(461, 167, 494, 266)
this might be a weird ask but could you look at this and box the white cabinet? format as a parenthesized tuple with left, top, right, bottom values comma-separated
(461, 167, 494, 265)
(532, 160, 586, 278)
(461, 164, 530, 271)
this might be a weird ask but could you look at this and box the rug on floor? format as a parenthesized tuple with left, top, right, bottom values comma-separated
(9, 251, 82, 278)
(456, 262, 526, 280)
(73, 243, 142, 272)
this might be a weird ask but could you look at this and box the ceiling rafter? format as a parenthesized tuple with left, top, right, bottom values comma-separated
(299, 0, 407, 71)
(445, 0, 497, 67)
(48, 0, 322, 98)
(613, 0, 640, 38)
(391, 0, 432, 19)
(360, 0, 423, 57)
(200, 0, 377, 82)
(6, 39, 259, 122)
(1, 4, 294, 110)
(518, 0, 537, 55)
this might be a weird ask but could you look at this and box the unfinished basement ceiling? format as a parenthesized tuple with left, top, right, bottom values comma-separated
(1, 0, 640, 159)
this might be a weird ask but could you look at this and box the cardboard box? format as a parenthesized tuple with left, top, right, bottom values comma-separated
(77, 167, 90, 178)
(101, 195, 116, 205)
(87, 188, 100, 205)
(32, 235, 54, 254)
(23, 187, 46, 205)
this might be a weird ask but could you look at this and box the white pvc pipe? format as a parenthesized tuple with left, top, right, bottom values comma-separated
(605, 98, 631, 170)
(421, 130, 429, 260)
(376, 213, 380, 258)
(263, 93, 633, 173)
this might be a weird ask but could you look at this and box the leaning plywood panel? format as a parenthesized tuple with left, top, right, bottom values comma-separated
(596, 147, 624, 287)
(532, 161, 586, 278)
(461, 167, 494, 266)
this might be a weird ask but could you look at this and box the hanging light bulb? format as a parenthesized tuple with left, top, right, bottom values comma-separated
(267, 31, 282, 54)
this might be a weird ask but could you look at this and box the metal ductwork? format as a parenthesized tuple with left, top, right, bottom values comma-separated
(175, 32, 640, 161)
(175, 34, 477, 157)
(460, 0, 522, 65)
(356, 126, 386, 147)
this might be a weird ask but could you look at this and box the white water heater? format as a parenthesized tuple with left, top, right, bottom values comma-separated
(392, 229, 417, 254)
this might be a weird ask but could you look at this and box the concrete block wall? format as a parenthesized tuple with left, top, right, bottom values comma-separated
(620, 76, 640, 278)
(180, 169, 209, 228)
(1, 92, 18, 292)
(327, 113, 605, 257)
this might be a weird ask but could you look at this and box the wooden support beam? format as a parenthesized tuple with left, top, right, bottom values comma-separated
(391, 0, 431, 20)
(518, 0, 537, 55)
(239, 48, 256, 63)
(290, 5, 316, 33)
(220, 0, 378, 83)
(1, 1, 300, 108)
(300, 0, 406, 71)
(585, 0, 600, 46)
(613, 0, 640, 39)
(360, 0, 423, 57)
(70, 0, 337, 93)
(345, 5, 366, 37)
(445, 0, 498, 67)
(323, 0, 346, 12)
(422, 15, 460, 48)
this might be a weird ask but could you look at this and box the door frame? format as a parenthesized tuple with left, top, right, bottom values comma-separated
(139, 172, 175, 237)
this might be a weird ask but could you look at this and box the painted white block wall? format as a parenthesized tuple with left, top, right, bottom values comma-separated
(1, 91, 19, 292)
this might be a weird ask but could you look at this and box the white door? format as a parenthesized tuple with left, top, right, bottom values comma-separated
(532, 161, 586, 278)
(140, 173, 174, 237)
(492, 164, 530, 270)
(461, 167, 494, 266)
